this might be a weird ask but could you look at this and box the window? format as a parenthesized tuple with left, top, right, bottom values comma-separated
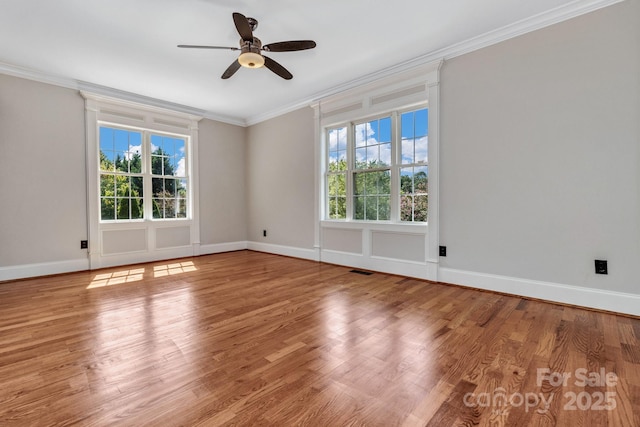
(325, 107, 428, 222)
(99, 126, 189, 221)
(327, 127, 347, 219)
(399, 109, 428, 222)
(150, 134, 187, 219)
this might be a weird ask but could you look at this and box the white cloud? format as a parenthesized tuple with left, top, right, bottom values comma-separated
(175, 158, 186, 177)
(125, 144, 142, 160)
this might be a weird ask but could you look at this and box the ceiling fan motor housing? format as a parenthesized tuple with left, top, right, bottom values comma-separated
(239, 37, 264, 68)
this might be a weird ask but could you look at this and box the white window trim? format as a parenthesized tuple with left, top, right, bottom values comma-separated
(82, 92, 202, 269)
(312, 59, 442, 281)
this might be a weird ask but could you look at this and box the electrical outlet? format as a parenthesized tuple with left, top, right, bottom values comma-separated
(80, 240, 88, 249)
(263, 230, 267, 237)
(439, 246, 447, 257)
(594, 260, 607, 275)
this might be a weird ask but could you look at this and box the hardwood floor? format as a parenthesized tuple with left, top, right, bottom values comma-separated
(1, 251, 639, 426)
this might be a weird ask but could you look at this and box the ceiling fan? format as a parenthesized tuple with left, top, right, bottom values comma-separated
(178, 12, 316, 80)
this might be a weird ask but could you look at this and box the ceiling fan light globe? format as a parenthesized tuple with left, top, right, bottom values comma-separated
(238, 52, 265, 68)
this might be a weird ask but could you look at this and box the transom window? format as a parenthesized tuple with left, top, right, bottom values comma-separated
(99, 126, 189, 221)
(325, 106, 428, 222)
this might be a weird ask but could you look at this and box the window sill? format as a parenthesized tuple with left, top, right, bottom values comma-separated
(320, 220, 427, 233)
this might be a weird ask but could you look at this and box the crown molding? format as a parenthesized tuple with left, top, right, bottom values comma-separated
(245, 0, 624, 125)
(0, 61, 247, 127)
(1, 0, 623, 128)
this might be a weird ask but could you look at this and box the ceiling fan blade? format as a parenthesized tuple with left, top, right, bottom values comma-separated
(263, 40, 316, 52)
(221, 59, 241, 79)
(178, 44, 239, 50)
(263, 56, 293, 80)
(232, 12, 253, 42)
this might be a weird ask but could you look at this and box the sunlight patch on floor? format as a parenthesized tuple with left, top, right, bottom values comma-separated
(87, 268, 146, 289)
(153, 261, 197, 278)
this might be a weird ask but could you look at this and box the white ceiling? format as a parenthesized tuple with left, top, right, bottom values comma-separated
(0, 0, 619, 125)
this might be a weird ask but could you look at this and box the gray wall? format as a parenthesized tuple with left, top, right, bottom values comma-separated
(0, 75, 87, 266)
(246, 107, 315, 249)
(439, 0, 640, 293)
(199, 119, 247, 245)
(0, 74, 247, 270)
(1, 0, 638, 302)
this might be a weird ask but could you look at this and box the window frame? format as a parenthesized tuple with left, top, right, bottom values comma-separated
(324, 105, 428, 224)
(98, 123, 192, 222)
(82, 92, 202, 270)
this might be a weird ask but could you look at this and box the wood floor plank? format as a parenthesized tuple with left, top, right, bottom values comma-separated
(0, 250, 639, 426)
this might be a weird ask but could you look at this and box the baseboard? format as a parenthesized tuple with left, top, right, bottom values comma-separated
(439, 267, 640, 317)
(200, 241, 248, 255)
(247, 241, 320, 262)
(320, 249, 436, 280)
(0, 258, 90, 282)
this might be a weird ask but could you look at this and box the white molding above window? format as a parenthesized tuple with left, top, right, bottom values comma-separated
(82, 92, 202, 269)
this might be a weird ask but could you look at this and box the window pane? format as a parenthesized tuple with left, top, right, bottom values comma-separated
(415, 166, 428, 193)
(400, 195, 413, 222)
(131, 177, 143, 197)
(377, 170, 390, 194)
(116, 176, 129, 197)
(328, 175, 337, 196)
(177, 199, 187, 218)
(415, 108, 428, 138)
(114, 129, 129, 152)
(379, 143, 391, 167)
(415, 136, 428, 164)
(366, 145, 378, 167)
(175, 139, 185, 157)
(173, 155, 184, 177)
(401, 111, 414, 139)
(100, 174, 115, 196)
(132, 198, 143, 219)
(153, 199, 163, 219)
(101, 198, 115, 220)
(150, 135, 162, 153)
(100, 151, 115, 171)
(401, 138, 414, 164)
(355, 147, 367, 169)
(328, 198, 338, 219)
(152, 177, 164, 197)
(328, 151, 339, 171)
(354, 173, 365, 196)
(365, 196, 377, 220)
(400, 169, 413, 194)
(178, 179, 188, 198)
(116, 198, 130, 220)
(379, 117, 391, 143)
(164, 199, 176, 218)
(115, 153, 129, 172)
(336, 197, 346, 219)
(164, 178, 176, 197)
(337, 128, 347, 151)
(355, 123, 367, 147)
(99, 127, 114, 152)
(414, 195, 428, 222)
(354, 196, 364, 220)
(378, 196, 390, 220)
(130, 152, 142, 173)
(162, 137, 175, 156)
(129, 132, 142, 149)
(400, 165, 428, 222)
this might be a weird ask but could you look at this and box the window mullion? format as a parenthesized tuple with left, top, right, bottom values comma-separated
(390, 111, 399, 222)
(346, 122, 354, 220)
(142, 131, 152, 221)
